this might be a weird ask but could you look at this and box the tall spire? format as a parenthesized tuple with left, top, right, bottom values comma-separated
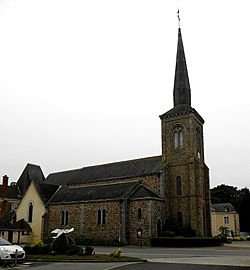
(173, 25, 191, 107)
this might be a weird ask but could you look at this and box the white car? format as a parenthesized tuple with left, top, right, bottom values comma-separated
(0, 237, 25, 261)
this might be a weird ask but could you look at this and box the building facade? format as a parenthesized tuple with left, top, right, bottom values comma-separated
(3, 26, 211, 245)
(211, 203, 240, 238)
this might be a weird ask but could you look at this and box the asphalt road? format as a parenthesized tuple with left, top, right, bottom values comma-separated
(95, 245, 250, 266)
(4, 243, 250, 270)
(115, 262, 250, 270)
(9, 262, 250, 270)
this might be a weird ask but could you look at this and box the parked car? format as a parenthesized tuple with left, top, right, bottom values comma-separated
(0, 237, 25, 261)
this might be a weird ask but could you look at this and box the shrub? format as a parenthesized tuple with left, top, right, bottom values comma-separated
(23, 241, 50, 255)
(50, 233, 75, 254)
(67, 244, 83, 256)
(84, 246, 94, 255)
(217, 226, 230, 243)
(112, 247, 122, 258)
(161, 230, 176, 237)
(161, 219, 196, 237)
(74, 236, 124, 246)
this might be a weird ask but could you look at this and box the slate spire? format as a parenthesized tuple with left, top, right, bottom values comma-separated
(173, 27, 191, 107)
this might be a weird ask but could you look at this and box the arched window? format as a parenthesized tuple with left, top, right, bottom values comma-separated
(177, 211, 183, 226)
(174, 131, 179, 149)
(173, 126, 184, 149)
(65, 211, 69, 225)
(137, 208, 143, 220)
(179, 130, 184, 148)
(28, 202, 33, 223)
(61, 211, 65, 225)
(97, 209, 106, 225)
(61, 210, 69, 225)
(97, 209, 102, 225)
(102, 209, 106, 225)
(176, 176, 182, 195)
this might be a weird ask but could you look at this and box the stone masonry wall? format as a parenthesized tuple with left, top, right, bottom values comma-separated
(47, 201, 121, 242)
(68, 175, 160, 197)
(128, 199, 165, 246)
(162, 112, 211, 236)
(129, 200, 150, 246)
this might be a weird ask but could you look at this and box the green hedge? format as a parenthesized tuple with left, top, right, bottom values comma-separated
(151, 237, 223, 247)
(24, 235, 83, 255)
(74, 236, 124, 246)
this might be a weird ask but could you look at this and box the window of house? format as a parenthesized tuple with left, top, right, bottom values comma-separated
(137, 208, 143, 220)
(176, 176, 182, 195)
(28, 202, 33, 223)
(61, 210, 69, 226)
(173, 126, 184, 149)
(224, 216, 229, 225)
(97, 209, 106, 225)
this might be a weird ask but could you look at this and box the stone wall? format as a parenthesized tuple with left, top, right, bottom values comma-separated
(161, 112, 211, 236)
(68, 175, 160, 196)
(128, 199, 165, 246)
(47, 197, 166, 246)
(47, 201, 121, 242)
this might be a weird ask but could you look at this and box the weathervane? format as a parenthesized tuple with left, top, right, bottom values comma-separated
(177, 9, 181, 28)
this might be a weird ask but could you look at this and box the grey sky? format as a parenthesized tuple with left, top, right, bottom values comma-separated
(1, 0, 250, 188)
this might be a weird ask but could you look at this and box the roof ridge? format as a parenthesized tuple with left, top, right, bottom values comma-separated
(48, 155, 161, 175)
(80, 155, 161, 169)
(69, 180, 139, 189)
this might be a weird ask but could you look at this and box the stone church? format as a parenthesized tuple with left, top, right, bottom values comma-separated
(1, 26, 211, 245)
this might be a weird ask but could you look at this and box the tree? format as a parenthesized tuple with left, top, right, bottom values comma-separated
(238, 188, 250, 232)
(218, 225, 230, 239)
(210, 185, 250, 232)
(210, 184, 240, 210)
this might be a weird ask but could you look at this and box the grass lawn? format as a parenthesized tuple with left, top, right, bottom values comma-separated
(25, 254, 141, 262)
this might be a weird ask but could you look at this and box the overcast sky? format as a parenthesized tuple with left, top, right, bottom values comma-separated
(1, 0, 250, 188)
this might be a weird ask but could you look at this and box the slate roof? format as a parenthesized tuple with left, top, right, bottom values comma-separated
(0, 185, 20, 200)
(211, 203, 236, 212)
(49, 181, 140, 204)
(0, 218, 32, 232)
(130, 185, 161, 200)
(33, 182, 59, 203)
(10, 219, 32, 231)
(17, 163, 45, 195)
(45, 156, 162, 186)
(160, 104, 204, 123)
(173, 28, 191, 107)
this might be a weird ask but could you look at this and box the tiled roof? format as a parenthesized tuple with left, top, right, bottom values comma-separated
(211, 203, 236, 212)
(45, 156, 162, 186)
(49, 181, 140, 204)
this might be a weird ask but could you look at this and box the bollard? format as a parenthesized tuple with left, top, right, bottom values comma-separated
(14, 249, 18, 266)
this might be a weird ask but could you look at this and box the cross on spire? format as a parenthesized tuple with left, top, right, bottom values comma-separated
(177, 9, 181, 28)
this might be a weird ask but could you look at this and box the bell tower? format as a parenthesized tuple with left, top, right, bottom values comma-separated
(160, 26, 211, 236)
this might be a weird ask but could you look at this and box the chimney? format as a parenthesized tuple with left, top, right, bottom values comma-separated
(2, 175, 9, 197)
